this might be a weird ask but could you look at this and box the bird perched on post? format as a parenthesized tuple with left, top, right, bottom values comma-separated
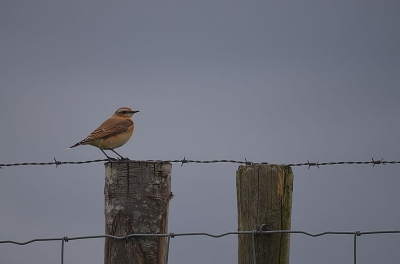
(67, 107, 139, 161)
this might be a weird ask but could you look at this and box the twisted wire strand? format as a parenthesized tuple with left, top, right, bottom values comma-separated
(1, 157, 398, 168)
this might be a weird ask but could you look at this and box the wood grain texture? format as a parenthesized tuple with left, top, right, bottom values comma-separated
(237, 164, 293, 264)
(104, 161, 172, 264)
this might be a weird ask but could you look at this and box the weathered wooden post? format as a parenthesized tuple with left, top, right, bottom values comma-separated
(104, 161, 172, 264)
(237, 164, 293, 264)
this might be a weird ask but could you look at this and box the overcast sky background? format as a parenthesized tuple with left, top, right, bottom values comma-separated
(1, 1, 400, 263)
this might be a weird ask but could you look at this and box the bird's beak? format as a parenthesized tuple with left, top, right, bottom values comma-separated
(132, 110, 140, 114)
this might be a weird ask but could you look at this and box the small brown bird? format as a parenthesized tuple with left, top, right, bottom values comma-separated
(67, 107, 139, 160)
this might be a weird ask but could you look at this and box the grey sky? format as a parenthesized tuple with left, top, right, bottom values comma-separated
(1, 1, 400, 263)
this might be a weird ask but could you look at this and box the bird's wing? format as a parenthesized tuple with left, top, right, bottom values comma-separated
(69, 117, 133, 148)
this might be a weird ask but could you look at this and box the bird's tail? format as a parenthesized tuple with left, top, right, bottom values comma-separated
(65, 142, 82, 150)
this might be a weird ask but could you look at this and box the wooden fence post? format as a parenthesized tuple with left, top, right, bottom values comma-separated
(104, 161, 172, 264)
(237, 164, 293, 264)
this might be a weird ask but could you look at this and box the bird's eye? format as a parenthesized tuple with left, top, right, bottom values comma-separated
(121, 111, 127, 114)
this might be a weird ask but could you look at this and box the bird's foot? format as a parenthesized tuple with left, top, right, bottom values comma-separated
(118, 157, 130, 161)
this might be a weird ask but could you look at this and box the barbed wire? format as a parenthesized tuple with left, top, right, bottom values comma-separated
(0, 157, 399, 169)
(1, 228, 399, 264)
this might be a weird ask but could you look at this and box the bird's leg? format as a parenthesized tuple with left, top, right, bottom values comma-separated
(110, 149, 129, 161)
(100, 149, 117, 162)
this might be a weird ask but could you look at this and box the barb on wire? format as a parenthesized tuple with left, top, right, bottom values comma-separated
(181, 156, 188, 167)
(306, 160, 319, 169)
(372, 158, 384, 167)
(54, 157, 61, 168)
(1, 157, 400, 168)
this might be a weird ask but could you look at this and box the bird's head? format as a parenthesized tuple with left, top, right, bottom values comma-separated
(113, 107, 139, 118)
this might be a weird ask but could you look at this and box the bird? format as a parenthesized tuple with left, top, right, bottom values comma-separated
(67, 107, 139, 161)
